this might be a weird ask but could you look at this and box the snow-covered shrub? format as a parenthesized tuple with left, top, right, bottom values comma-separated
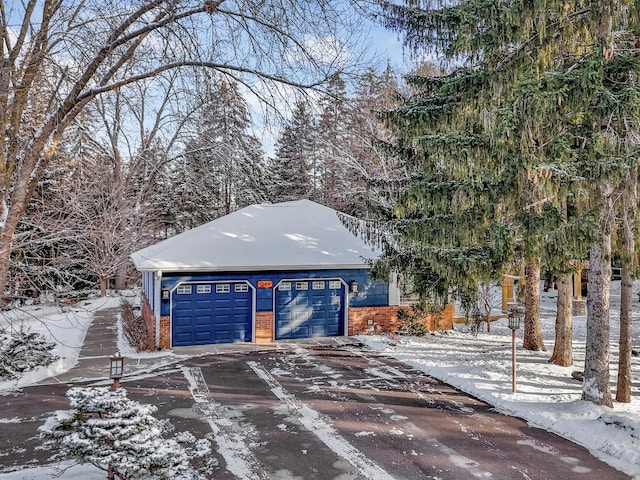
(40, 387, 213, 480)
(120, 299, 154, 352)
(0, 326, 59, 380)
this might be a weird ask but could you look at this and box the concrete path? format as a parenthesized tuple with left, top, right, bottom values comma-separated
(49, 307, 121, 383)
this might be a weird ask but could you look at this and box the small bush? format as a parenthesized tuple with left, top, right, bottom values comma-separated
(0, 326, 59, 380)
(120, 299, 155, 352)
(396, 301, 445, 336)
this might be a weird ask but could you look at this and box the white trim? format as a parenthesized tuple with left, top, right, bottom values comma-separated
(272, 277, 349, 338)
(388, 271, 400, 306)
(154, 271, 162, 346)
(168, 280, 256, 348)
(135, 264, 371, 273)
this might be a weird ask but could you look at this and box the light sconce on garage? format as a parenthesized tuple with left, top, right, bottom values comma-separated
(161, 285, 170, 300)
(349, 279, 358, 293)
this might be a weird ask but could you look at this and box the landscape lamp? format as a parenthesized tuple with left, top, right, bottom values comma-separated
(507, 305, 524, 393)
(109, 352, 124, 390)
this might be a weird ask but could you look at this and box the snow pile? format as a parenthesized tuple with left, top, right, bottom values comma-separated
(359, 281, 640, 478)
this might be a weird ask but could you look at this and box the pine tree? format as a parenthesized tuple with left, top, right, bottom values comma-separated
(271, 99, 318, 202)
(0, 326, 58, 380)
(40, 387, 212, 480)
(315, 75, 355, 211)
(171, 80, 268, 231)
(380, 0, 640, 405)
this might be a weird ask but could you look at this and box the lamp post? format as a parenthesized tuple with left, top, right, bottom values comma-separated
(109, 352, 124, 390)
(507, 305, 524, 393)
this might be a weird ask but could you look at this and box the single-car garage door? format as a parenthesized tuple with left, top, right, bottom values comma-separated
(172, 282, 252, 346)
(275, 279, 345, 340)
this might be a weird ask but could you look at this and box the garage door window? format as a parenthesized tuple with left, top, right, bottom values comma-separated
(312, 281, 325, 290)
(279, 282, 291, 291)
(295, 281, 308, 290)
(197, 285, 211, 294)
(176, 285, 192, 295)
(216, 284, 230, 293)
(235, 283, 249, 293)
(329, 280, 341, 289)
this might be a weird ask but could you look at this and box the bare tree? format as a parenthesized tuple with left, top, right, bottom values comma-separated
(0, 0, 371, 299)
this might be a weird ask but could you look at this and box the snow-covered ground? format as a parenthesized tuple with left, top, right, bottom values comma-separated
(0, 296, 121, 392)
(0, 283, 639, 479)
(359, 281, 640, 479)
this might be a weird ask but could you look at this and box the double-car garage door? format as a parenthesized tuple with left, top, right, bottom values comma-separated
(171, 278, 346, 346)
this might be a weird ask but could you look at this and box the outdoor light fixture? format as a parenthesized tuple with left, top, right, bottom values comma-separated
(508, 310, 521, 330)
(349, 279, 358, 293)
(161, 285, 170, 300)
(109, 352, 124, 390)
(507, 304, 524, 393)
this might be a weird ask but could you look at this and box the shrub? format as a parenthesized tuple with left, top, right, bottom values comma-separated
(120, 299, 155, 352)
(396, 300, 445, 336)
(40, 387, 213, 480)
(0, 326, 59, 380)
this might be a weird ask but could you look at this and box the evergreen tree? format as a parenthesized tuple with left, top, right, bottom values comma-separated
(316, 75, 354, 211)
(271, 99, 318, 202)
(172, 80, 267, 231)
(40, 387, 212, 480)
(379, 0, 640, 405)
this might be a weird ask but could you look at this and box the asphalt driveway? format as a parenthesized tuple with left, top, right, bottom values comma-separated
(1, 342, 629, 479)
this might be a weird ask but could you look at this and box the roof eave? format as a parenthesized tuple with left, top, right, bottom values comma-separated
(133, 263, 373, 273)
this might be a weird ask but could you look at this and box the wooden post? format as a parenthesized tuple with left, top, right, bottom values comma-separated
(512, 329, 517, 393)
(502, 276, 514, 313)
(573, 268, 582, 299)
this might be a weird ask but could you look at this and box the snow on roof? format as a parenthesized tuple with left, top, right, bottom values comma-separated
(131, 200, 378, 272)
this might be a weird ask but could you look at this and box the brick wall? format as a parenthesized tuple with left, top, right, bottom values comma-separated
(255, 311, 273, 343)
(159, 316, 171, 349)
(348, 304, 454, 335)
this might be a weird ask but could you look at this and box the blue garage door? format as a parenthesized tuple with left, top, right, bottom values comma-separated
(275, 279, 345, 340)
(172, 282, 252, 346)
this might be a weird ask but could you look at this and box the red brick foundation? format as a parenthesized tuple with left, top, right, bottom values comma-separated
(255, 311, 274, 343)
(348, 304, 454, 335)
(159, 316, 171, 349)
(155, 304, 454, 349)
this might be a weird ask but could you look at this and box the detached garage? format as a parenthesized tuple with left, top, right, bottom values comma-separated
(132, 200, 441, 349)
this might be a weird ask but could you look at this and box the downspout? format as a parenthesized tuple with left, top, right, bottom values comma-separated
(154, 271, 162, 345)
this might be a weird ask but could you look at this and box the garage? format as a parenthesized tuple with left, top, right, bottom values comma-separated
(275, 279, 345, 340)
(171, 282, 252, 346)
(132, 199, 399, 349)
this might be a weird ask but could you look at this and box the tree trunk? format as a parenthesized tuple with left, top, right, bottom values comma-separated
(523, 258, 546, 351)
(617, 265, 633, 403)
(0, 205, 25, 303)
(100, 277, 108, 297)
(583, 184, 613, 407)
(548, 274, 573, 366)
(616, 166, 636, 403)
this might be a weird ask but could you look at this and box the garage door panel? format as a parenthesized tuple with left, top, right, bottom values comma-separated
(276, 279, 344, 340)
(172, 282, 252, 346)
